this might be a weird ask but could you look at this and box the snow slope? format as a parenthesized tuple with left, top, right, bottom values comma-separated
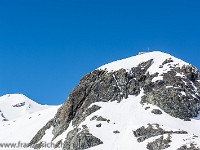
(33, 91, 200, 150)
(0, 94, 49, 122)
(0, 105, 59, 150)
(0, 94, 59, 150)
(0, 94, 60, 150)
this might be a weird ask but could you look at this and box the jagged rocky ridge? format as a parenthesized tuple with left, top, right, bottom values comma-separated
(29, 52, 200, 150)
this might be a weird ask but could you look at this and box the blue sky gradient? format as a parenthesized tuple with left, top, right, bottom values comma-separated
(0, 0, 200, 105)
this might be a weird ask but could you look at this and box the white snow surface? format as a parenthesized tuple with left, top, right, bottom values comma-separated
(98, 51, 191, 82)
(98, 51, 188, 72)
(0, 105, 59, 150)
(0, 94, 49, 122)
(0, 94, 60, 150)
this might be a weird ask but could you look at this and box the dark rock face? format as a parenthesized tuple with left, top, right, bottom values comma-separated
(72, 105, 101, 127)
(1, 111, 8, 121)
(151, 109, 162, 115)
(63, 128, 103, 150)
(134, 124, 188, 150)
(162, 58, 174, 66)
(113, 130, 120, 134)
(96, 123, 101, 127)
(177, 145, 200, 150)
(146, 135, 171, 150)
(133, 124, 187, 143)
(145, 106, 150, 110)
(12, 102, 25, 107)
(90, 115, 110, 123)
(141, 64, 200, 120)
(29, 59, 155, 148)
(29, 58, 200, 149)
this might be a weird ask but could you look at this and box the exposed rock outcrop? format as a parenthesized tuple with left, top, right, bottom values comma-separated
(147, 135, 171, 150)
(151, 109, 162, 115)
(141, 64, 200, 120)
(177, 145, 200, 150)
(29, 59, 155, 148)
(133, 124, 187, 143)
(62, 128, 103, 150)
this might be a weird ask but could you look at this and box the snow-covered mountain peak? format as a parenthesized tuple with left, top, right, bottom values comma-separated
(98, 51, 189, 73)
(1, 51, 200, 150)
(26, 51, 200, 150)
(1, 94, 29, 103)
(0, 94, 49, 122)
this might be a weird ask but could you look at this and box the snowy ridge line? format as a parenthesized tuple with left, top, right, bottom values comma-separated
(98, 51, 189, 72)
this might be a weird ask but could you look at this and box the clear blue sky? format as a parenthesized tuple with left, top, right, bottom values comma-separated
(0, 0, 200, 105)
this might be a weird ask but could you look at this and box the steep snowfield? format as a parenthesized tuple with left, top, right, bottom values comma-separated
(0, 94, 59, 149)
(0, 94, 49, 122)
(0, 105, 59, 150)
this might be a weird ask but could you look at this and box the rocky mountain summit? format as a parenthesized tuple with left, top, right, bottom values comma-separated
(29, 51, 200, 150)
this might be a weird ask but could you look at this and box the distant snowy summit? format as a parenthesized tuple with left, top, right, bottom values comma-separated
(0, 94, 49, 122)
